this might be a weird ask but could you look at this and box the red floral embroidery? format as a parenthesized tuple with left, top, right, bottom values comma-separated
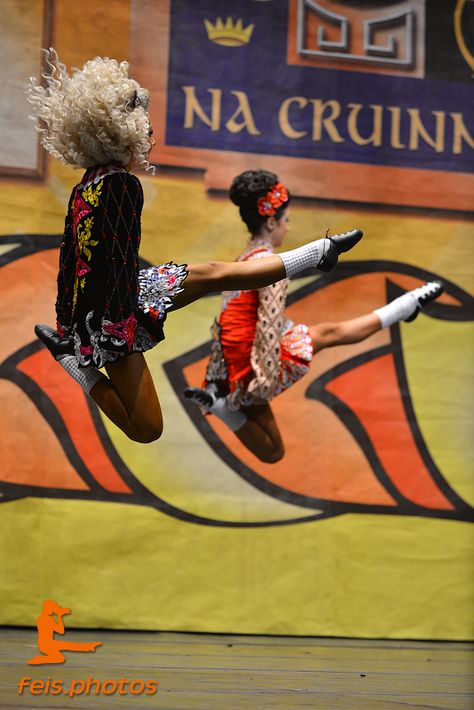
(72, 192, 92, 237)
(76, 258, 91, 278)
(148, 306, 162, 321)
(103, 313, 138, 352)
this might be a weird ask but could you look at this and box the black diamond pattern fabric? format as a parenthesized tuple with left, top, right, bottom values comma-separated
(55, 165, 167, 368)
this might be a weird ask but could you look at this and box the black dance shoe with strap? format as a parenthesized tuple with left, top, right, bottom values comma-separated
(318, 228, 364, 273)
(184, 386, 217, 409)
(34, 324, 74, 360)
(404, 280, 444, 322)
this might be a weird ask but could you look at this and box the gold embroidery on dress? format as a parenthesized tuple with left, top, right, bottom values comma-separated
(82, 179, 103, 207)
(72, 187, 101, 307)
(77, 217, 99, 260)
(72, 278, 79, 312)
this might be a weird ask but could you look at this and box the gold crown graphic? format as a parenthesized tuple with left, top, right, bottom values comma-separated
(204, 17, 254, 47)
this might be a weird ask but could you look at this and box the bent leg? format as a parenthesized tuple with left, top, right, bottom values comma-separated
(89, 353, 163, 443)
(234, 403, 284, 464)
(310, 313, 381, 354)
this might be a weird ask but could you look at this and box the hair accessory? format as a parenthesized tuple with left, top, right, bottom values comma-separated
(257, 182, 288, 217)
(129, 89, 149, 111)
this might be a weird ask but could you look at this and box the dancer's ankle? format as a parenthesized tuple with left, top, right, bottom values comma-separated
(184, 386, 247, 432)
(58, 355, 106, 396)
(374, 281, 443, 328)
(279, 229, 362, 278)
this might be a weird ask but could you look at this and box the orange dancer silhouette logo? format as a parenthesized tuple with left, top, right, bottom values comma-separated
(28, 600, 102, 665)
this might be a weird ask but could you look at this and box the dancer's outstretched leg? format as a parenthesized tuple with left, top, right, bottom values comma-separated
(171, 228, 362, 310)
(311, 280, 443, 353)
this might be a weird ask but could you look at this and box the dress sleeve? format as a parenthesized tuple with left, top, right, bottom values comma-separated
(97, 171, 165, 357)
(247, 276, 288, 403)
(101, 171, 143, 332)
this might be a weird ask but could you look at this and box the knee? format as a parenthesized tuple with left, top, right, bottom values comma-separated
(312, 321, 343, 347)
(127, 421, 163, 444)
(319, 322, 341, 339)
(257, 445, 285, 464)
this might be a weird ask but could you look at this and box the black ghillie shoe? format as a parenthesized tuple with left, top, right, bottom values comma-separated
(184, 386, 216, 409)
(318, 228, 364, 273)
(34, 324, 74, 359)
(404, 281, 444, 322)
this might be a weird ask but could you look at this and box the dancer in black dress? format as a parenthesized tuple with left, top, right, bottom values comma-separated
(26, 50, 362, 443)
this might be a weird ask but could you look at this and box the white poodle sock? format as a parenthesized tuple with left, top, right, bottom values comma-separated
(57, 355, 106, 396)
(374, 281, 443, 328)
(185, 387, 247, 432)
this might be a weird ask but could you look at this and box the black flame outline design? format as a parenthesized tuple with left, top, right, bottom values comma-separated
(1, 235, 473, 525)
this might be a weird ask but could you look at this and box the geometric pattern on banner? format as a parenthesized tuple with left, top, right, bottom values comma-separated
(141, 0, 474, 209)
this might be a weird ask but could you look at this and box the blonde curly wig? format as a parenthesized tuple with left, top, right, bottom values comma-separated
(25, 48, 152, 170)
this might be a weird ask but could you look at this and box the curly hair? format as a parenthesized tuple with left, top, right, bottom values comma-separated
(229, 169, 291, 235)
(25, 48, 152, 170)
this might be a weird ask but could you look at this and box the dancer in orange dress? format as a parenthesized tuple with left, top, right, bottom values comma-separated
(185, 170, 443, 463)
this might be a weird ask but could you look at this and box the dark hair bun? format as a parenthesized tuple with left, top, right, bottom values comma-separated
(229, 169, 290, 235)
(229, 170, 278, 208)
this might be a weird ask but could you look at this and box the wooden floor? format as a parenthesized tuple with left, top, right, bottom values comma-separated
(0, 628, 472, 709)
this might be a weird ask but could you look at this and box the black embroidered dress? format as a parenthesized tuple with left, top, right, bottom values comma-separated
(56, 164, 187, 368)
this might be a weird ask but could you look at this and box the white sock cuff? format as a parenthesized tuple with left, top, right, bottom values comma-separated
(211, 397, 247, 432)
(279, 239, 329, 278)
(374, 293, 415, 329)
(373, 306, 394, 329)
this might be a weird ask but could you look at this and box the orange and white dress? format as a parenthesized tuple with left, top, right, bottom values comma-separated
(205, 239, 314, 410)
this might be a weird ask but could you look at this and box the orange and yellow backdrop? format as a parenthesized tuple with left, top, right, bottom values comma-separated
(0, 0, 473, 639)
